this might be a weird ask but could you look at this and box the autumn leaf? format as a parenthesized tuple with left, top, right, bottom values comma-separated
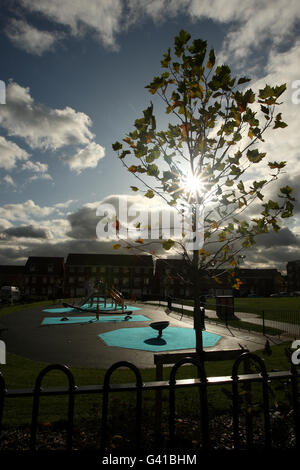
(135, 238, 145, 244)
(145, 189, 155, 198)
(113, 244, 121, 250)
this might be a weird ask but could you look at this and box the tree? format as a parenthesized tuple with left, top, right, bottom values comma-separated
(112, 30, 294, 358)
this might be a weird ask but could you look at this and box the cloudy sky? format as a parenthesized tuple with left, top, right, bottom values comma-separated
(0, 0, 299, 272)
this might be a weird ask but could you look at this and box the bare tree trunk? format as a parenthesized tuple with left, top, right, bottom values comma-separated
(193, 248, 204, 359)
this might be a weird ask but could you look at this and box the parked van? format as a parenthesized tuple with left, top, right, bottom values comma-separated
(0, 285, 21, 303)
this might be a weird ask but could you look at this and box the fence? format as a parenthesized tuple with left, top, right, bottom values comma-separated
(161, 298, 300, 338)
(0, 352, 299, 452)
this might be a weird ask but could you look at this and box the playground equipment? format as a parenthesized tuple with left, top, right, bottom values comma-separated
(150, 321, 169, 338)
(63, 279, 131, 316)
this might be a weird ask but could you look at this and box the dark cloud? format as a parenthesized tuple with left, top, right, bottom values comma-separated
(255, 227, 300, 248)
(1, 224, 49, 239)
(66, 206, 98, 240)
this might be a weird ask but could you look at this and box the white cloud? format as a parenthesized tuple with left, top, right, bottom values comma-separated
(1, 81, 94, 151)
(0, 200, 55, 222)
(3, 175, 15, 187)
(19, 0, 123, 49)
(21, 160, 49, 173)
(66, 142, 105, 173)
(54, 200, 75, 209)
(0, 135, 29, 170)
(0, 80, 105, 172)
(12, 0, 299, 60)
(21, 160, 53, 182)
(5, 18, 60, 56)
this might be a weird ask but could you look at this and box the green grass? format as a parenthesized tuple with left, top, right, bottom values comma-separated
(175, 297, 300, 326)
(0, 342, 294, 427)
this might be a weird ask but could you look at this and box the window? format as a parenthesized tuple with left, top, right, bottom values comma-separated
(78, 266, 84, 273)
(48, 264, 54, 273)
(31, 277, 36, 284)
(92, 266, 97, 273)
(69, 277, 74, 284)
(43, 277, 47, 284)
(69, 266, 75, 273)
(29, 264, 36, 272)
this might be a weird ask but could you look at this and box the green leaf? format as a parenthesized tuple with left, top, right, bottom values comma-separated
(174, 30, 191, 57)
(237, 77, 251, 85)
(207, 49, 215, 69)
(120, 150, 131, 159)
(162, 239, 175, 250)
(130, 186, 139, 192)
(161, 48, 171, 68)
(246, 149, 266, 163)
(145, 189, 155, 199)
(147, 164, 159, 177)
(112, 141, 123, 151)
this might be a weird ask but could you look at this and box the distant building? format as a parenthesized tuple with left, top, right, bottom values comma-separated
(153, 259, 232, 298)
(64, 253, 154, 299)
(153, 259, 284, 298)
(0, 265, 25, 290)
(287, 260, 300, 293)
(24, 257, 65, 298)
(235, 268, 285, 297)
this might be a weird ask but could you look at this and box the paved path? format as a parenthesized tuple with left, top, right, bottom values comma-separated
(0, 301, 280, 369)
(146, 301, 300, 337)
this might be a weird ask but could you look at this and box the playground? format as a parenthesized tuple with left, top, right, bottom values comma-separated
(0, 279, 275, 369)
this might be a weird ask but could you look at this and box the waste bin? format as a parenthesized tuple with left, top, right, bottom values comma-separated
(216, 296, 235, 322)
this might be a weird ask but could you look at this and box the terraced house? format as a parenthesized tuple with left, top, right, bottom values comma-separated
(24, 257, 65, 299)
(64, 253, 154, 299)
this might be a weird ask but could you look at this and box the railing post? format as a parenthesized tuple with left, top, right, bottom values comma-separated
(291, 363, 300, 449)
(0, 372, 6, 436)
(169, 357, 209, 450)
(232, 352, 271, 451)
(101, 361, 143, 452)
(262, 310, 265, 336)
(30, 364, 76, 452)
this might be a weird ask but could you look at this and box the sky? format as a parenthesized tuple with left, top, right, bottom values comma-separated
(0, 0, 299, 272)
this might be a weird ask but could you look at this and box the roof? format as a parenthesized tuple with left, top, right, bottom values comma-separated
(25, 257, 64, 265)
(65, 253, 153, 267)
(24, 257, 64, 275)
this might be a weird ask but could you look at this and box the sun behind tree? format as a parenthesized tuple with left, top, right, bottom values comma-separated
(113, 30, 294, 357)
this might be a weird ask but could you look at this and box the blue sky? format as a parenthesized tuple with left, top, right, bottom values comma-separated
(0, 0, 300, 270)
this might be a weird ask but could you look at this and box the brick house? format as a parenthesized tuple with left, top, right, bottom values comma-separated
(24, 257, 65, 298)
(153, 259, 232, 298)
(64, 253, 154, 299)
(154, 259, 284, 298)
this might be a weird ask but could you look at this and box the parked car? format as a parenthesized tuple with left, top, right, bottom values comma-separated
(0, 285, 21, 303)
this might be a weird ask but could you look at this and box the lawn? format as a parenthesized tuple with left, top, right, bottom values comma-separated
(175, 297, 300, 326)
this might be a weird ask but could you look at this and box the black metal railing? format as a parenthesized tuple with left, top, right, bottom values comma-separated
(0, 353, 299, 452)
(158, 297, 300, 337)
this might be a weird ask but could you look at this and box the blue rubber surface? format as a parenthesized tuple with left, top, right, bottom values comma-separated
(99, 327, 221, 351)
(41, 314, 150, 325)
(43, 304, 141, 313)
